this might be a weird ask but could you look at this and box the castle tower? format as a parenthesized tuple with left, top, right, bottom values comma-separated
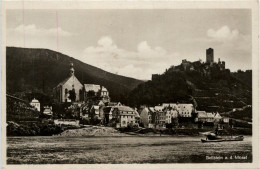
(206, 48, 214, 63)
(70, 62, 75, 76)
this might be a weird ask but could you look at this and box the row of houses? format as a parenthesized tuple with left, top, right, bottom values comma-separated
(81, 101, 140, 128)
(139, 103, 229, 129)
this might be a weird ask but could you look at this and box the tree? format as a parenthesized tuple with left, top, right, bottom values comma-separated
(69, 89, 76, 102)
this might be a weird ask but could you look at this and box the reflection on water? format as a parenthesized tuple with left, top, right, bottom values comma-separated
(7, 136, 252, 164)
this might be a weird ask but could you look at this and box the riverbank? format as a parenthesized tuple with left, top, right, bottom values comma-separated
(7, 121, 252, 137)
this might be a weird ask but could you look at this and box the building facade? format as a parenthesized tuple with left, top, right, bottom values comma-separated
(54, 63, 83, 103)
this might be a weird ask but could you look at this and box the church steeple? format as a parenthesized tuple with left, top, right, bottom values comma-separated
(70, 62, 74, 76)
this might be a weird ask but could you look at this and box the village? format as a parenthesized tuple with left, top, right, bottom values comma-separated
(25, 48, 238, 133)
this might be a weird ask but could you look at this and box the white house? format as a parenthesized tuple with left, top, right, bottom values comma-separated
(162, 103, 194, 117)
(43, 106, 53, 116)
(30, 98, 40, 112)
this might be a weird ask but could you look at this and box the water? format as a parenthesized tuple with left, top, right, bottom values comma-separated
(7, 136, 252, 164)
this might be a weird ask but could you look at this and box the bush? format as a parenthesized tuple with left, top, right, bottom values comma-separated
(6, 121, 63, 136)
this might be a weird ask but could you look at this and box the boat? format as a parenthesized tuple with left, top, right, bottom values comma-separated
(201, 139, 223, 143)
(201, 135, 244, 143)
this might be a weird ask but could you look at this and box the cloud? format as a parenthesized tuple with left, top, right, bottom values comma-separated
(207, 26, 239, 41)
(82, 36, 180, 80)
(13, 24, 71, 37)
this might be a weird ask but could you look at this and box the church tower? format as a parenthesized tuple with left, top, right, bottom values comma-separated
(70, 62, 75, 76)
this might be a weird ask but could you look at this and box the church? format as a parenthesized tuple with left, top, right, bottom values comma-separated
(54, 63, 109, 103)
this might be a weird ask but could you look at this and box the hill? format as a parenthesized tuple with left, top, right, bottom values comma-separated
(6, 47, 143, 103)
(128, 60, 252, 114)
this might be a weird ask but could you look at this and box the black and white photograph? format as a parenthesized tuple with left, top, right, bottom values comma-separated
(1, 1, 259, 168)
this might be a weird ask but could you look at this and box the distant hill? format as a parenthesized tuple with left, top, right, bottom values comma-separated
(6, 47, 143, 103)
(128, 60, 252, 113)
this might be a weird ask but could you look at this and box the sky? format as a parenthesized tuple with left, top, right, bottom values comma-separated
(6, 9, 252, 80)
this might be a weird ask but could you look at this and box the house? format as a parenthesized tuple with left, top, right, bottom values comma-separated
(176, 104, 194, 117)
(139, 107, 156, 128)
(91, 105, 100, 119)
(195, 111, 220, 123)
(101, 86, 109, 97)
(165, 108, 178, 124)
(43, 106, 53, 116)
(84, 84, 110, 102)
(214, 112, 222, 122)
(54, 63, 83, 103)
(195, 111, 207, 122)
(30, 98, 40, 112)
(154, 106, 166, 128)
(112, 106, 136, 128)
(222, 117, 230, 123)
(162, 103, 194, 117)
(206, 112, 215, 122)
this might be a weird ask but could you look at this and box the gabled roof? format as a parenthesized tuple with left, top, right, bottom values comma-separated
(84, 84, 101, 92)
(197, 111, 207, 118)
(56, 76, 71, 87)
(56, 75, 83, 88)
(101, 86, 108, 92)
(206, 112, 215, 118)
(134, 110, 140, 118)
(214, 112, 222, 119)
(116, 106, 134, 112)
(31, 98, 40, 103)
(148, 107, 155, 113)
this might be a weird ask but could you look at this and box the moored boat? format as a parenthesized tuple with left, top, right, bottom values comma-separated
(201, 135, 244, 143)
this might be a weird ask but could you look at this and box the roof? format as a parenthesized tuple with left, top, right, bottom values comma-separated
(162, 103, 177, 108)
(93, 105, 99, 110)
(154, 106, 164, 112)
(148, 107, 155, 113)
(134, 111, 140, 118)
(31, 98, 40, 103)
(101, 86, 108, 92)
(117, 106, 134, 112)
(56, 76, 71, 87)
(56, 75, 83, 88)
(84, 84, 101, 92)
(197, 111, 207, 118)
(206, 112, 215, 118)
(108, 102, 121, 106)
(214, 112, 222, 119)
(43, 107, 53, 115)
(176, 104, 193, 112)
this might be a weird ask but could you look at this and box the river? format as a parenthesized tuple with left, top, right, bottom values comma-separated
(7, 136, 252, 164)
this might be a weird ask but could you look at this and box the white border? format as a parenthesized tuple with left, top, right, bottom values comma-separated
(1, 1, 259, 169)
